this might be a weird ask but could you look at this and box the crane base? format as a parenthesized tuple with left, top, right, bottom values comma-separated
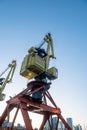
(0, 82, 72, 130)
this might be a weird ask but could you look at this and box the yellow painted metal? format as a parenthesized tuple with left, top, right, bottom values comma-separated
(0, 60, 16, 101)
(20, 53, 45, 79)
(20, 33, 58, 80)
(47, 67, 58, 80)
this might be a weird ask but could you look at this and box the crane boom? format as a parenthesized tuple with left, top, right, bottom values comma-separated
(0, 60, 16, 101)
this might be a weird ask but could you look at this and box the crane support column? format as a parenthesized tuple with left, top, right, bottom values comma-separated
(0, 83, 72, 130)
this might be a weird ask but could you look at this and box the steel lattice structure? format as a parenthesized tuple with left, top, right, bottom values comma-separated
(0, 82, 72, 130)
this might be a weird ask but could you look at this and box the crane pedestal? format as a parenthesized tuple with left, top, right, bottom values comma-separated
(0, 82, 72, 130)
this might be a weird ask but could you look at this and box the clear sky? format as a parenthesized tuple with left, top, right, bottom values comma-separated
(0, 0, 87, 129)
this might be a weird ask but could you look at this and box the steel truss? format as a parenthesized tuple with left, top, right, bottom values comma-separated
(0, 82, 72, 130)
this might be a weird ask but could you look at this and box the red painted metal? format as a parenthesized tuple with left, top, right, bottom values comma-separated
(0, 82, 72, 130)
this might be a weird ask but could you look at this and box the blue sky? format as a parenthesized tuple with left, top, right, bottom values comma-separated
(0, 0, 87, 129)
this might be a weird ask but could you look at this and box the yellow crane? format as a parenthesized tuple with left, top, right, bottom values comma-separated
(20, 33, 58, 102)
(20, 33, 58, 81)
(0, 60, 16, 101)
(0, 34, 72, 130)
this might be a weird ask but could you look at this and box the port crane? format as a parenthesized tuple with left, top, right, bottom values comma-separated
(0, 60, 16, 101)
(0, 34, 72, 130)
